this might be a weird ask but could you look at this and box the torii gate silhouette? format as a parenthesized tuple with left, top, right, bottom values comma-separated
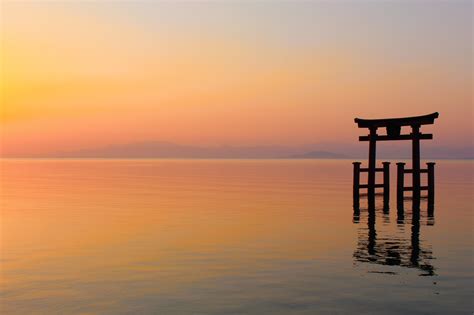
(353, 112, 439, 211)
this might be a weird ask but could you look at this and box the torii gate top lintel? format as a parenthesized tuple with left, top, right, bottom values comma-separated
(354, 112, 439, 141)
(354, 112, 439, 129)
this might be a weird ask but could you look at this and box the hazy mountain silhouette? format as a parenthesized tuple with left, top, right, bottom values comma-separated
(7, 141, 472, 159)
(288, 150, 349, 159)
(54, 141, 343, 159)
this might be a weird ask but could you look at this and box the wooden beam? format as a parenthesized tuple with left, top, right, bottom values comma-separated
(360, 168, 385, 172)
(412, 125, 421, 210)
(427, 162, 435, 207)
(383, 162, 390, 207)
(359, 184, 385, 189)
(367, 127, 377, 209)
(355, 112, 439, 128)
(403, 186, 429, 191)
(353, 162, 361, 208)
(397, 162, 405, 211)
(359, 134, 433, 141)
(404, 169, 428, 174)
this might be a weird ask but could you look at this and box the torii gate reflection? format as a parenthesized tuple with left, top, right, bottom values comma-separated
(353, 112, 439, 211)
(352, 205, 436, 276)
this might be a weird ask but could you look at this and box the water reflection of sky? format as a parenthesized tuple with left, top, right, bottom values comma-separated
(0, 159, 472, 314)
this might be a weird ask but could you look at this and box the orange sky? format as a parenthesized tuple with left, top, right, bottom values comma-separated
(1, 1, 472, 156)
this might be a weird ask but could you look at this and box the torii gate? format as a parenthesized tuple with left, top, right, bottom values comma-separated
(353, 112, 439, 210)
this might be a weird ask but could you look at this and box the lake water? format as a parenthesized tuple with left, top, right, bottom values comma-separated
(0, 159, 472, 314)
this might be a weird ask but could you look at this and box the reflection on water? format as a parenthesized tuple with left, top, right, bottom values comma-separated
(0, 159, 473, 314)
(353, 205, 435, 276)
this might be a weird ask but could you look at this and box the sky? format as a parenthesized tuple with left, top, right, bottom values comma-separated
(1, 1, 472, 157)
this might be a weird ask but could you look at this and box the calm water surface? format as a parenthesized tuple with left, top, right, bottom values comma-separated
(0, 159, 472, 314)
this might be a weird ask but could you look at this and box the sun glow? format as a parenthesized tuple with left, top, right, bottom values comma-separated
(1, 2, 471, 156)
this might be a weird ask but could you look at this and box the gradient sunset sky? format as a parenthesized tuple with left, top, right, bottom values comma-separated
(1, 1, 472, 156)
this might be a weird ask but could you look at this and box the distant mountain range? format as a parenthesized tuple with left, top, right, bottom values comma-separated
(52, 141, 348, 159)
(3, 141, 472, 159)
(288, 151, 349, 159)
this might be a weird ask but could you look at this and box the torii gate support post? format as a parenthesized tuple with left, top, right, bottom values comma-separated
(353, 162, 361, 209)
(383, 162, 390, 210)
(368, 127, 377, 209)
(427, 162, 435, 214)
(412, 124, 421, 210)
(397, 162, 405, 211)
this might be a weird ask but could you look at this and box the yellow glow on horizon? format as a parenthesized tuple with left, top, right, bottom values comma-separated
(1, 2, 471, 156)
